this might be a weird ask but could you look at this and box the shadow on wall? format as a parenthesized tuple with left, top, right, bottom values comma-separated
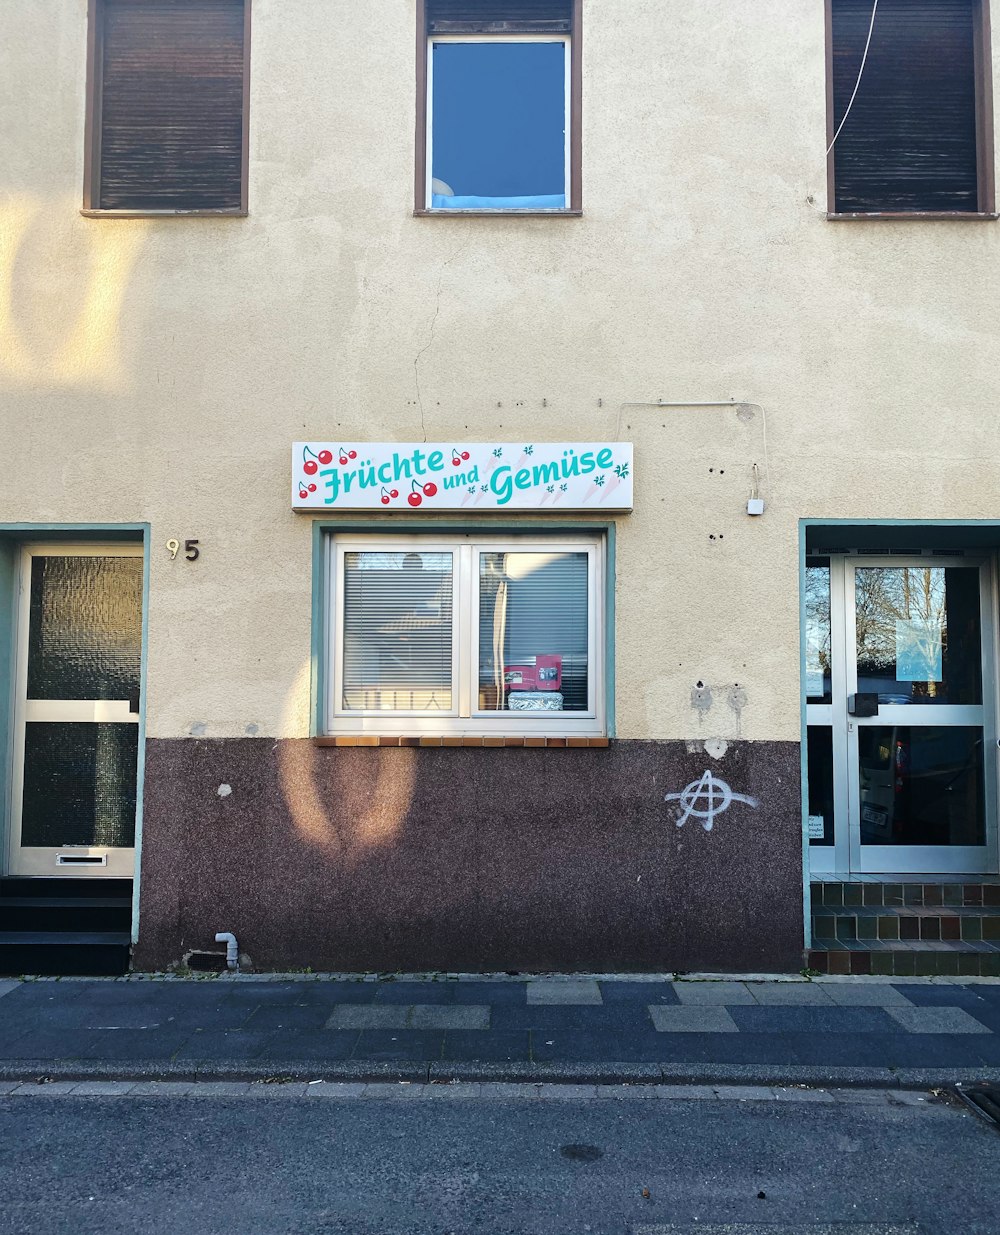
(0, 197, 147, 390)
(135, 734, 805, 976)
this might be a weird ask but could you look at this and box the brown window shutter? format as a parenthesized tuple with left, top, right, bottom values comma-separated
(426, 1, 572, 34)
(97, 0, 246, 211)
(831, 0, 980, 213)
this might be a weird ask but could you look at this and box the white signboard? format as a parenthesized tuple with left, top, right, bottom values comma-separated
(292, 442, 633, 512)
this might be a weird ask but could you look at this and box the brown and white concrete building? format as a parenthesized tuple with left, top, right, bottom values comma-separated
(3, 1, 1000, 977)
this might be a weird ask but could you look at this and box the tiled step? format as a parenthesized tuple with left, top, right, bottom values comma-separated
(808, 879, 1000, 975)
(812, 905, 1000, 944)
(807, 940, 1000, 977)
(812, 881, 1000, 908)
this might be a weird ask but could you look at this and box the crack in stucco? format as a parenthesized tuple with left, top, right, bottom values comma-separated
(413, 242, 468, 442)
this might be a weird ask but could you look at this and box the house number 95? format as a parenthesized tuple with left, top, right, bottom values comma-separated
(166, 538, 200, 561)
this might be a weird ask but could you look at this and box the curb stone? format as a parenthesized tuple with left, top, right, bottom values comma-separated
(3, 1059, 1000, 1090)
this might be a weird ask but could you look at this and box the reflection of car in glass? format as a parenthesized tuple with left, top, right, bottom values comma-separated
(858, 727, 981, 845)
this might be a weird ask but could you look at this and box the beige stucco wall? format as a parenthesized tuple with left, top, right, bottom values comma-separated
(2, 0, 999, 743)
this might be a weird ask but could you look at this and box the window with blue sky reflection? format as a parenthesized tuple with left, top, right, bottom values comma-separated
(430, 40, 567, 210)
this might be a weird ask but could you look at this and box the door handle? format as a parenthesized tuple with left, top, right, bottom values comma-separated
(847, 693, 879, 717)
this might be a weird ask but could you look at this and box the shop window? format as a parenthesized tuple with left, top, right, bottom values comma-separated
(327, 533, 605, 736)
(84, 0, 249, 214)
(828, 0, 994, 215)
(418, 1, 582, 213)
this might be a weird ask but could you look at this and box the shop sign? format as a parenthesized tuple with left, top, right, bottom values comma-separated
(292, 442, 634, 512)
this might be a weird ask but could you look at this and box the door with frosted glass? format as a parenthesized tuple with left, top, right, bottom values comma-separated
(846, 558, 996, 874)
(8, 546, 142, 878)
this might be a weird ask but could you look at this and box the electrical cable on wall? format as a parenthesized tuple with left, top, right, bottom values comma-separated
(826, 0, 879, 156)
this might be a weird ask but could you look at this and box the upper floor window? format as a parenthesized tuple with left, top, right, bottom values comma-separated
(828, 0, 995, 216)
(84, 0, 249, 216)
(417, 1, 582, 213)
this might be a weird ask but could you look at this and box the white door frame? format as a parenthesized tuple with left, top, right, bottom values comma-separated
(809, 554, 1000, 876)
(6, 543, 142, 879)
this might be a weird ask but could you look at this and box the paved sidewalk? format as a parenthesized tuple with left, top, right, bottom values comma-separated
(2, 973, 1000, 1088)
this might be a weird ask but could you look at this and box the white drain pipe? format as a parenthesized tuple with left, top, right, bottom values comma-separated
(215, 932, 239, 971)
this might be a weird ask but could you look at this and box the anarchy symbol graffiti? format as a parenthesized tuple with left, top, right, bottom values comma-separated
(665, 770, 759, 832)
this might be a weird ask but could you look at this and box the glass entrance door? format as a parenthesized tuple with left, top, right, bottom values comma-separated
(7, 545, 143, 879)
(807, 555, 998, 875)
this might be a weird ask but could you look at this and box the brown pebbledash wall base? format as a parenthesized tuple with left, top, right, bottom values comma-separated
(132, 738, 805, 974)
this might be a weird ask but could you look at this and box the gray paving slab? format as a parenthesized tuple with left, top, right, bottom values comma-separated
(885, 1006, 991, 1035)
(185, 1082, 253, 1097)
(245, 1083, 312, 1098)
(122, 1082, 196, 1097)
(359, 1083, 430, 1099)
(648, 1005, 739, 1033)
(673, 982, 754, 1005)
(10, 1082, 80, 1096)
(655, 1085, 718, 1099)
(304, 1082, 367, 1098)
(770, 1086, 835, 1102)
(324, 1004, 408, 1030)
(594, 1084, 661, 1100)
(824, 984, 915, 1007)
(422, 1082, 484, 1099)
(409, 1004, 489, 1030)
(0, 981, 20, 1001)
(70, 1081, 137, 1096)
(710, 1085, 775, 1101)
(536, 1083, 600, 1101)
(748, 983, 834, 1006)
(526, 980, 602, 1005)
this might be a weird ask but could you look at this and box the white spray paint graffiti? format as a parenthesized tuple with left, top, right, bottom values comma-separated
(665, 770, 759, 832)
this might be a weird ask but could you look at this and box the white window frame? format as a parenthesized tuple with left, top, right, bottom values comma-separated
(426, 34, 572, 213)
(326, 532, 605, 736)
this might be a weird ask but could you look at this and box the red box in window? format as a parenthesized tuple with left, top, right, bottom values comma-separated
(503, 655, 562, 692)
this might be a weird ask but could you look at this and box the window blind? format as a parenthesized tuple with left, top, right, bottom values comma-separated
(96, 0, 246, 211)
(831, 0, 980, 212)
(478, 552, 589, 712)
(427, 0, 572, 33)
(342, 552, 454, 713)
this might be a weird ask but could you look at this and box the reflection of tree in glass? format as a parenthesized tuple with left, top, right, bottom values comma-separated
(856, 568, 945, 696)
(805, 565, 831, 685)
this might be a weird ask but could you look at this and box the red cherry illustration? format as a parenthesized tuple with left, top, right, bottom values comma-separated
(339, 454, 348, 465)
(390, 489, 399, 499)
(348, 450, 358, 460)
(422, 482, 438, 497)
(317, 449, 333, 465)
(303, 459, 318, 475)
(298, 488, 308, 499)
(408, 493, 422, 507)
(308, 483, 317, 492)
(380, 486, 394, 506)
(451, 451, 461, 466)
(381, 495, 390, 505)
(461, 451, 470, 461)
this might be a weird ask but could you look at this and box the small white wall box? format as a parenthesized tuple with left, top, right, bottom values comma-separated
(747, 497, 765, 516)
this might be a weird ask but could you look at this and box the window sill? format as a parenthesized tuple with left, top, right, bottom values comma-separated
(413, 209, 583, 218)
(80, 209, 248, 219)
(314, 735, 609, 748)
(826, 211, 998, 221)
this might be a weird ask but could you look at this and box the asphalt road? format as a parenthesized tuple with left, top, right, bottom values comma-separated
(0, 1085, 996, 1235)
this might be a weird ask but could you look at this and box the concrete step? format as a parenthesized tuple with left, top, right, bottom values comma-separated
(0, 931, 130, 977)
